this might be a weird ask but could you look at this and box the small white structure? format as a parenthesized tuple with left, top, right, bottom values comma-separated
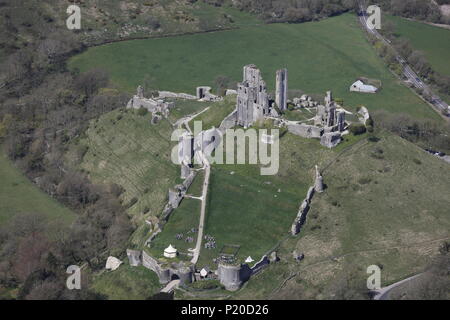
(164, 244, 178, 258)
(200, 268, 209, 278)
(350, 80, 378, 93)
(245, 256, 254, 263)
(105, 256, 123, 271)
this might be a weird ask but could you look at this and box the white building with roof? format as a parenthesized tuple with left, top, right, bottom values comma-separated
(350, 80, 378, 93)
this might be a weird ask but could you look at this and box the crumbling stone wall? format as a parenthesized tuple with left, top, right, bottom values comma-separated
(288, 123, 323, 138)
(291, 166, 323, 235)
(136, 250, 193, 285)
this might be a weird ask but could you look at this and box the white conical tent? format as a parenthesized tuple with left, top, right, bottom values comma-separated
(245, 256, 254, 263)
(164, 244, 178, 258)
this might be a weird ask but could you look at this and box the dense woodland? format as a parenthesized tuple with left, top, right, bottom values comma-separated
(0, 0, 448, 299)
(0, 1, 133, 299)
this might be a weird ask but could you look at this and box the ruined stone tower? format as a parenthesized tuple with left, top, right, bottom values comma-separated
(314, 165, 324, 193)
(337, 111, 346, 132)
(275, 68, 288, 111)
(236, 65, 269, 128)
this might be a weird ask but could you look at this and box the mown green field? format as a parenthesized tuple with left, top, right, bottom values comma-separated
(69, 13, 439, 120)
(0, 148, 76, 225)
(387, 15, 450, 78)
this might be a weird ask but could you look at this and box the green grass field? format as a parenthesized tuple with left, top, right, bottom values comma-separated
(69, 13, 439, 120)
(0, 147, 76, 225)
(148, 198, 201, 260)
(387, 15, 450, 78)
(188, 95, 237, 130)
(196, 129, 349, 268)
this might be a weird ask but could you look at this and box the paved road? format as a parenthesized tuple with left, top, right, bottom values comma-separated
(190, 151, 211, 265)
(357, 0, 449, 114)
(373, 273, 423, 300)
(161, 279, 180, 293)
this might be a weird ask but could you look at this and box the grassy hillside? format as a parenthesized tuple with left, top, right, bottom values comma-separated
(0, 147, 75, 225)
(45, 0, 261, 45)
(91, 263, 161, 300)
(69, 107, 179, 246)
(387, 15, 450, 78)
(148, 198, 201, 260)
(195, 129, 370, 268)
(69, 13, 439, 120)
(231, 132, 450, 299)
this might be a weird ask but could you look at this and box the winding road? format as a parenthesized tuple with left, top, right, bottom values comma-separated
(372, 273, 424, 300)
(357, 0, 449, 114)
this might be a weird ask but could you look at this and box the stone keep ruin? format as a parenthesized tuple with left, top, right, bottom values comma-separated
(234, 65, 347, 148)
(236, 64, 271, 127)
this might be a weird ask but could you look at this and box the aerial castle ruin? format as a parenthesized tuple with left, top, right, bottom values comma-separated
(234, 64, 347, 148)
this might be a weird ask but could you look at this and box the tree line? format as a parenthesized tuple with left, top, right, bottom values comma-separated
(0, 1, 134, 299)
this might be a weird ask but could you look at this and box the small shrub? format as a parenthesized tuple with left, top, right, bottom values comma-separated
(349, 123, 367, 135)
(358, 177, 372, 185)
(413, 158, 422, 165)
(137, 107, 148, 116)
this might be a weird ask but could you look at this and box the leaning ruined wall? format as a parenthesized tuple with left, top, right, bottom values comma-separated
(291, 187, 315, 235)
(249, 255, 270, 276)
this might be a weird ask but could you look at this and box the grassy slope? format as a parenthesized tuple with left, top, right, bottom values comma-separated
(91, 263, 161, 300)
(72, 108, 179, 246)
(48, 1, 261, 44)
(148, 198, 201, 260)
(232, 132, 450, 299)
(69, 13, 439, 120)
(387, 15, 450, 77)
(196, 129, 354, 268)
(188, 95, 237, 130)
(0, 147, 75, 225)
